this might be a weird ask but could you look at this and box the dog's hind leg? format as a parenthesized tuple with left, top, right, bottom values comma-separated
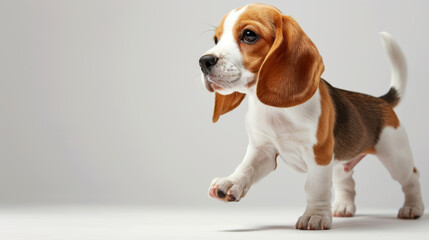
(375, 125, 424, 219)
(332, 159, 359, 217)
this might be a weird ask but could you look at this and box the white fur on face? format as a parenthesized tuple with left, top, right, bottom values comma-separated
(201, 6, 255, 95)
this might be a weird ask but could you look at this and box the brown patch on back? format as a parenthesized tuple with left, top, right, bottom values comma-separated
(324, 80, 400, 160)
(313, 80, 335, 165)
(382, 107, 400, 128)
(413, 167, 417, 173)
(363, 147, 376, 154)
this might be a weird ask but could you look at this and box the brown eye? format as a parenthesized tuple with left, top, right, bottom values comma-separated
(214, 36, 218, 44)
(241, 29, 258, 44)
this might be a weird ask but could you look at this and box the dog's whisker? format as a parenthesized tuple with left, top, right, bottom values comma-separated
(200, 23, 217, 30)
(199, 29, 215, 36)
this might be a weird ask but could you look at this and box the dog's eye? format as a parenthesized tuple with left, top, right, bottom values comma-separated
(214, 36, 218, 45)
(241, 29, 258, 44)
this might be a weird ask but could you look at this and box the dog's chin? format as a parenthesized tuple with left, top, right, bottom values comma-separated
(204, 79, 251, 95)
(203, 78, 226, 93)
(214, 86, 238, 95)
(210, 82, 224, 91)
(204, 79, 214, 92)
(203, 75, 243, 94)
(204, 81, 227, 93)
(204, 80, 236, 95)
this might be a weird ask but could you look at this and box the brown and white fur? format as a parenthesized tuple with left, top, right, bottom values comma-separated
(198, 4, 424, 230)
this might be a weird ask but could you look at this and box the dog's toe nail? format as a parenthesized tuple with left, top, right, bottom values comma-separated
(217, 189, 226, 198)
(227, 194, 236, 202)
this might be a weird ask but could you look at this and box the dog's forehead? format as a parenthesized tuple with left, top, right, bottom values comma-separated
(214, 7, 245, 39)
(215, 4, 281, 39)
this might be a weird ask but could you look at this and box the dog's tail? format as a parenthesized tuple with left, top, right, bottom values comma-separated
(378, 32, 407, 108)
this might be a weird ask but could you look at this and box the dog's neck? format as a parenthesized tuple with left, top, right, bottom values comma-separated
(243, 82, 321, 111)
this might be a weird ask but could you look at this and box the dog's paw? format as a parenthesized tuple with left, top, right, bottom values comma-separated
(397, 206, 424, 219)
(295, 214, 332, 230)
(332, 200, 356, 217)
(208, 177, 249, 202)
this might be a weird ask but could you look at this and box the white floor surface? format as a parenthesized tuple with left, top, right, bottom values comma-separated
(0, 206, 427, 240)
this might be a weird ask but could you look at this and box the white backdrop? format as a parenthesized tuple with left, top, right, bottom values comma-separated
(0, 0, 428, 211)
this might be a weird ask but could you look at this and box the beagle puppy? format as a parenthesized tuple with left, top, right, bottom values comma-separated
(199, 3, 424, 230)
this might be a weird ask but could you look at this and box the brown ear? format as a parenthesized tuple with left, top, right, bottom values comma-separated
(256, 15, 324, 107)
(212, 92, 246, 123)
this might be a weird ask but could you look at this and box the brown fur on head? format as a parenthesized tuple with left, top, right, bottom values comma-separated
(210, 4, 324, 122)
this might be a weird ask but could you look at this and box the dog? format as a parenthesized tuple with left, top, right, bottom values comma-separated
(198, 3, 424, 230)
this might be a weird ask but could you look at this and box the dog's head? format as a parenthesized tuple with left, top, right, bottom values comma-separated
(199, 4, 324, 122)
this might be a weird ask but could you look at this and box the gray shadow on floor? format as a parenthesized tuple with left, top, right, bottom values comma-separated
(334, 213, 428, 230)
(221, 224, 295, 232)
(220, 214, 428, 232)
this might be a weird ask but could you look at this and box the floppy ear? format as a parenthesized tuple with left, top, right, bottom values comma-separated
(256, 15, 324, 107)
(212, 92, 246, 123)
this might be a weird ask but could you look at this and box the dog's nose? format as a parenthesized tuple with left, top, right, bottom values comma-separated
(199, 54, 218, 75)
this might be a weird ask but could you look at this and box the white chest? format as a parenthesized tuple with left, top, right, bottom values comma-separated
(245, 90, 322, 172)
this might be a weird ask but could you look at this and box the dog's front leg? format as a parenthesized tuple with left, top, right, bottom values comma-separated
(209, 145, 276, 202)
(296, 162, 333, 230)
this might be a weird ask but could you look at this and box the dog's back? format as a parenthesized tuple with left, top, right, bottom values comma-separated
(325, 80, 399, 160)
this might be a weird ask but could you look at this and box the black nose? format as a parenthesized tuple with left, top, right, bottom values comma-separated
(199, 54, 218, 75)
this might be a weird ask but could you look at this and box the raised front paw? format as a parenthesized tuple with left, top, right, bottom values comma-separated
(208, 177, 249, 202)
(295, 214, 332, 230)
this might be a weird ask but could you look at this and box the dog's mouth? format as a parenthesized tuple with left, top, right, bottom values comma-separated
(204, 74, 241, 92)
(204, 80, 224, 92)
(210, 82, 224, 91)
(204, 79, 214, 92)
(201, 60, 243, 93)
